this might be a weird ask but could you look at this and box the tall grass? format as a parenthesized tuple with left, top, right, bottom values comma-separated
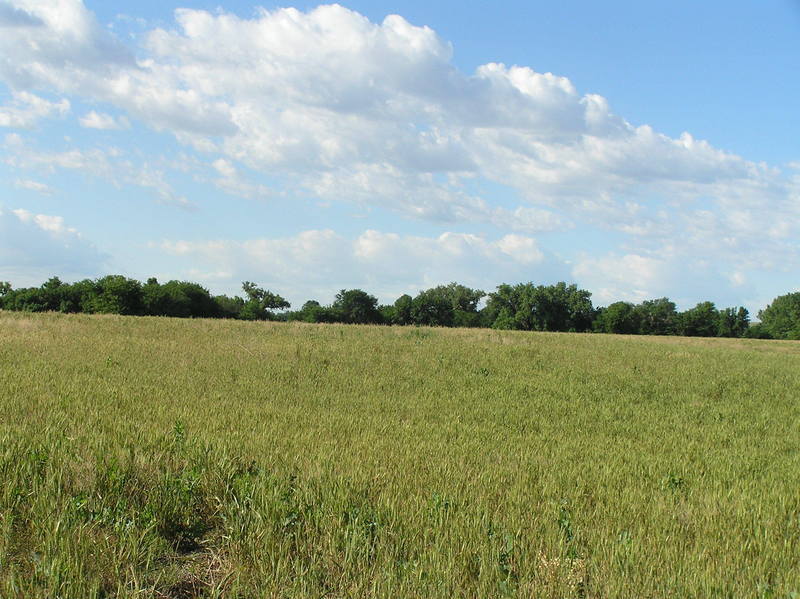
(0, 311, 798, 597)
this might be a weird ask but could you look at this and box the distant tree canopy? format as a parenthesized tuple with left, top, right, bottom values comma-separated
(758, 292, 800, 340)
(331, 289, 382, 324)
(0, 275, 777, 340)
(239, 281, 290, 321)
(594, 301, 640, 335)
(484, 282, 594, 332)
(0, 277, 288, 321)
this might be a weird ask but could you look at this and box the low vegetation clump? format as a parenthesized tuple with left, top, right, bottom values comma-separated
(0, 312, 798, 597)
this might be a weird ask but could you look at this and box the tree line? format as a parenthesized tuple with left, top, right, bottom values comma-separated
(1, 276, 798, 339)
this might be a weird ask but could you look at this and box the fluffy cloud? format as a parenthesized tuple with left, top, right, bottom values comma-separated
(0, 91, 69, 128)
(0, 207, 106, 285)
(156, 229, 563, 304)
(1, 1, 799, 305)
(79, 110, 129, 130)
(3, 2, 788, 232)
(0, 0, 134, 90)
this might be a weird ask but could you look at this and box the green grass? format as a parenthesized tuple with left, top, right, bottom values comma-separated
(0, 311, 799, 598)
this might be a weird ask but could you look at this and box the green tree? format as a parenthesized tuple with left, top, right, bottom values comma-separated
(717, 307, 749, 338)
(239, 281, 290, 320)
(410, 289, 454, 327)
(144, 280, 219, 318)
(84, 276, 144, 315)
(378, 304, 395, 325)
(289, 300, 338, 323)
(483, 282, 594, 332)
(392, 294, 413, 325)
(213, 294, 245, 319)
(482, 283, 534, 330)
(331, 289, 382, 324)
(440, 283, 485, 327)
(758, 292, 800, 339)
(744, 322, 772, 339)
(537, 282, 594, 332)
(403, 284, 485, 328)
(594, 301, 640, 334)
(633, 298, 678, 335)
(1, 287, 45, 312)
(677, 301, 719, 337)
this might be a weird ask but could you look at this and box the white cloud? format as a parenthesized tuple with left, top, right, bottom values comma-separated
(14, 178, 53, 194)
(0, 0, 134, 90)
(496, 234, 545, 264)
(12, 208, 73, 233)
(571, 250, 765, 310)
(3, 2, 786, 233)
(79, 110, 129, 130)
(209, 158, 272, 200)
(155, 228, 563, 304)
(1, 1, 799, 305)
(3, 135, 192, 208)
(0, 91, 69, 128)
(572, 253, 669, 305)
(0, 206, 106, 285)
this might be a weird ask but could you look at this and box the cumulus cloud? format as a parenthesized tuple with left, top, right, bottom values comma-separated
(0, 91, 69, 128)
(3, 2, 786, 232)
(0, 206, 106, 285)
(1, 1, 799, 305)
(155, 229, 564, 304)
(79, 110, 129, 130)
(0, 0, 134, 90)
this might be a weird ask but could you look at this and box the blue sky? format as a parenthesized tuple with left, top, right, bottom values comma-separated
(1, 0, 799, 312)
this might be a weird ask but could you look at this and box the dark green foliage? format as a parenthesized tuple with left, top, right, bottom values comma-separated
(288, 300, 339, 323)
(744, 323, 773, 339)
(331, 289, 382, 324)
(633, 298, 678, 335)
(594, 301, 640, 334)
(142, 279, 220, 318)
(0, 274, 791, 341)
(0, 277, 81, 313)
(86, 275, 144, 315)
(484, 282, 594, 332)
(0, 276, 143, 315)
(411, 289, 454, 327)
(0, 284, 49, 312)
(758, 292, 800, 339)
(213, 294, 245, 319)
(409, 283, 484, 328)
(240, 281, 290, 320)
(677, 301, 719, 337)
(378, 304, 395, 324)
(717, 307, 750, 338)
(392, 294, 413, 325)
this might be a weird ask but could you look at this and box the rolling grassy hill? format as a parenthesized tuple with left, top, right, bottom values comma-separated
(1, 311, 798, 598)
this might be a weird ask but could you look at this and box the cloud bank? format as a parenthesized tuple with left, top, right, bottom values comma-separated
(155, 229, 561, 305)
(0, 207, 106, 285)
(1, 1, 797, 307)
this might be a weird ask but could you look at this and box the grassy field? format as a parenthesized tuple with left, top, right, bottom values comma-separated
(0, 311, 798, 598)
